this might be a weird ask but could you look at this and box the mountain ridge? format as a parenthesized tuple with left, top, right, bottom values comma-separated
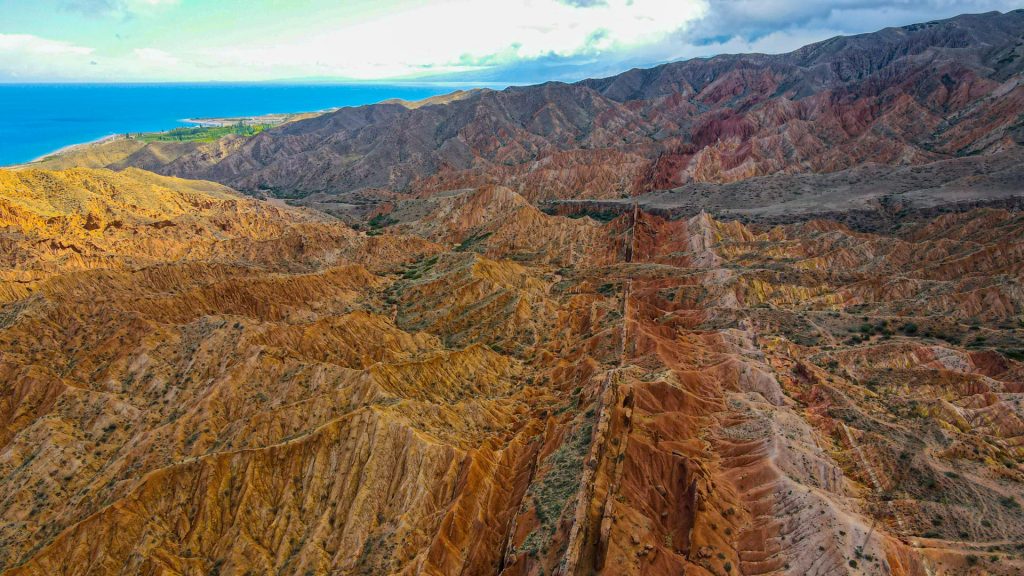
(109, 9, 1023, 208)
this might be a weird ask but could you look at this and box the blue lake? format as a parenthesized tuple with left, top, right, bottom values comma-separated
(0, 83, 480, 166)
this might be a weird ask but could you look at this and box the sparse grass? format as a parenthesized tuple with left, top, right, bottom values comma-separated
(1001, 348, 1024, 361)
(568, 210, 619, 222)
(518, 415, 594, 557)
(368, 213, 398, 229)
(455, 231, 492, 252)
(999, 495, 1019, 509)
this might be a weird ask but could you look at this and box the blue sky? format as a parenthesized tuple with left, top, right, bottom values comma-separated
(1, 0, 1022, 83)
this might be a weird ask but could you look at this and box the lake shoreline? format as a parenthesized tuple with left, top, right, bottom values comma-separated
(20, 134, 125, 167)
(0, 83, 467, 166)
(10, 110, 328, 169)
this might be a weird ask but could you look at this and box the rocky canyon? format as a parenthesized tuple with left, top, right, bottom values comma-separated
(2, 9, 1023, 576)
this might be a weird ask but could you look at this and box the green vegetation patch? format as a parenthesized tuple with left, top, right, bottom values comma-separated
(137, 122, 271, 143)
(454, 231, 493, 253)
(540, 205, 622, 222)
(368, 213, 399, 229)
(566, 209, 619, 222)
(1000, 348, 1024, 362)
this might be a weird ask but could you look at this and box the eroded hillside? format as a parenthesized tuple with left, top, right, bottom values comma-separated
(50, 10, 1024, 212)
(0, 169, 1020, 576)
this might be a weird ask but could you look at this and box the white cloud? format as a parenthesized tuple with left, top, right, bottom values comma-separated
(61, 0, 179, 18)
(0, 34, 93, 56)
(672, 28, 850, 59)
(696, 0, 1023, 33)
(0, 35, 184, 81)
(198, 0, 711, 79)
(609, 0, 1024, 75)
(0, 34, 95, 80)
(133, 47, 179, 67)
(3, 0, 1022, 81)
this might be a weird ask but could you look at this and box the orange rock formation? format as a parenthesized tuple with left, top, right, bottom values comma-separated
(1, 168, 1021, 575)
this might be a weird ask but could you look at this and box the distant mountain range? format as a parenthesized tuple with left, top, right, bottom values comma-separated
(126, 10, 1023, 207)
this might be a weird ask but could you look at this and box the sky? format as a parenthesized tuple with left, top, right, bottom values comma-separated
(1, 0, 1022, 83)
